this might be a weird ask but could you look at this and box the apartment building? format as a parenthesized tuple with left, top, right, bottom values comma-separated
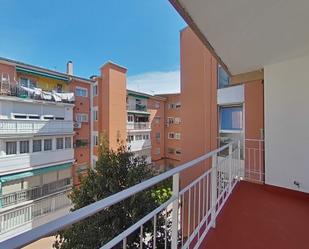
(0, 58, 93, 240)
(0, 57, 183, 240)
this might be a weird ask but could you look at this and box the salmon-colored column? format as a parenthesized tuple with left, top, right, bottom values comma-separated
(180, 27, 218, 187)
(244, 80, 265, 181)
(100, 62, 127, 150)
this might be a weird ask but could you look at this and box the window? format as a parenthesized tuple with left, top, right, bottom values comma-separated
(175, 102, 181, 109)
(65, 137, 72, 149)
(75, 139, 88, 148)
(29, 115, 40, 120)
(33, 140, 42, 152)
(43, 115, 54, 120)
(56, 138, 64, 150)
(167, 148, 175, 154)
(93, 85, 98, 96)
(13, 114, 27, 119)
(167, 117, 174, 125)
(44, 139, 52, 151)
(127, 135, 134, 143)
(55, 117, 64, 120)
(93, 135, 98, 146)
(6, 142, 17, 155)
(143, 134, 149, 140)
(93, 110, 98, 121)
(20, 77, 37, 89)
(174, 117, 181, 124)
(175, 149, 182, 155)
(154, 102, 160, 109)
(220, 106, 243, 131)
(76, 113, 88, 123)
(155, 132, 160, 139)
(175, 133, 181, 140)
(155, 148, 161, 155)
(20, 141, 29, 154)
(154, 117, 160, 124)
(218, 65, 230, 88)
(168, 133, 175, 139)
(75, 87, 88, 97)
(135, 135, 142, 140)
(127, 115, 134, 122)
(168, 103, 175, 109)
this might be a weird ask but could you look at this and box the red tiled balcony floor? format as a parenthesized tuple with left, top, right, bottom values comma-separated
(200, 181, 309, 249)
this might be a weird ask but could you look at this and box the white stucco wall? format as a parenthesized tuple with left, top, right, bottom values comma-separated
(217, 84, 244, 105)
(264, 55, 309, 193)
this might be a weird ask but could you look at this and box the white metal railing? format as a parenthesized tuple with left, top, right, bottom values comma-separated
(0, 178, 72, 208)
(0, 142, 242, 249)
(244, 139, 264, 183)
(126, 122, 151, 130)
(0, 190, 71, 234)
(0, 119, 74, 135)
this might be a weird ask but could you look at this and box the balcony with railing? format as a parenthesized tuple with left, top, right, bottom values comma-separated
(0, 190, 71, 240)
(0, 141, 308, 249)
(126, 122, 151, 131)
(0, 178, 72, 208)
(0, 84, 75, 104)
(0, 119, 74, 136)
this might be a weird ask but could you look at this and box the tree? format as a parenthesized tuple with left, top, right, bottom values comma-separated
(54, 136, 172, 249)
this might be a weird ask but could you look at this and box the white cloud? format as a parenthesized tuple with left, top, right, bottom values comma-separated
(127, 70, 180, 95)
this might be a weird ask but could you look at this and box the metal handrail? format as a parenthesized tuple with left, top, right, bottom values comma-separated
(0, 143, 231, 249)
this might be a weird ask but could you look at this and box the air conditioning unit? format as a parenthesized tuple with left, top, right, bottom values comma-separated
(73, 122, 82, 129)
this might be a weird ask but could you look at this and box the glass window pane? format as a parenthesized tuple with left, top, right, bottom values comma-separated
(56, 138, 64, 150)
(220, 106, 243, 130)
(33, 140, 42, 152)
(6, 142, 17, 155)
(218, 66, 230, 88)
(44, 139, 52, 151)
(20, 141, 29, 154)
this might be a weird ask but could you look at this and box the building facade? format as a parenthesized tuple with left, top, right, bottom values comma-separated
(0, 57, 183, 240)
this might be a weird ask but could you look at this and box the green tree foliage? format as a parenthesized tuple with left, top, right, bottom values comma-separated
(54, 136, 172, 249)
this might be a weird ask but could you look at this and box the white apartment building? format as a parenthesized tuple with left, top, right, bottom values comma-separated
(126, 92, 152, 164)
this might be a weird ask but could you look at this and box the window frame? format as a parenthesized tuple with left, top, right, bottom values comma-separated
(75, 87, 88, 97)
(32, 139, 42, 153)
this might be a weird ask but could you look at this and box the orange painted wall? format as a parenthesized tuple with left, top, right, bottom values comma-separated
(180, 27, 218, 188)
(100, 63, 127, 150)
(244, 80, 264, 140)
(0, 63, 17, 85)
(164, 94, 182, 163)
(148, 97, 166, 162)
(69, 80, 92, 185)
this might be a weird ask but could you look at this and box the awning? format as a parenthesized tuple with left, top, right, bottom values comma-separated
(16, 66, 69, 82)
(128, 93, 149, 99)
(0, 163, 72, 183)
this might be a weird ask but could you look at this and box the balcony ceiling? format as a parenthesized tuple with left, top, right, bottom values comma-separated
(172, 0, 309, 74)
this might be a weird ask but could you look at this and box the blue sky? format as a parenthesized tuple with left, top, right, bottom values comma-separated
(0, 0, 186, 94)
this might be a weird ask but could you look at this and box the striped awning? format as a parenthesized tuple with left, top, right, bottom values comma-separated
(16, 66, 69, 82)
(0, 163, 72, 183)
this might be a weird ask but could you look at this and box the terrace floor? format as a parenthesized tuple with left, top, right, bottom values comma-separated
(200, 181, 309, 249)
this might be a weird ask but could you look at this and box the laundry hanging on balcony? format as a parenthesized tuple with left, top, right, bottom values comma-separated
(52, 90, 75, 102)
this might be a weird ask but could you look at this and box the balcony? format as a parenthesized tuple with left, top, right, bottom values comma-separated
(0, 190, 71, 241)
(126, 122, 151, 131)
(0, 142, 308, 249)
(0, 178, 72, 208)
(0, 119, 74, 136)
(0, 84, 74, 104)
(200, 181, 309, 249)
(0, 149, 74, 174)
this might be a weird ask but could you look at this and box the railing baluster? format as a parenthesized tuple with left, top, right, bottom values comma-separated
(140, 225, 143, 249)
(228, 144, 233, 192)
(211, 153, 217, 228)
(171, 173, 179, 249)
(153, 214, 157, 249)
(122, 237, 127, 249)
